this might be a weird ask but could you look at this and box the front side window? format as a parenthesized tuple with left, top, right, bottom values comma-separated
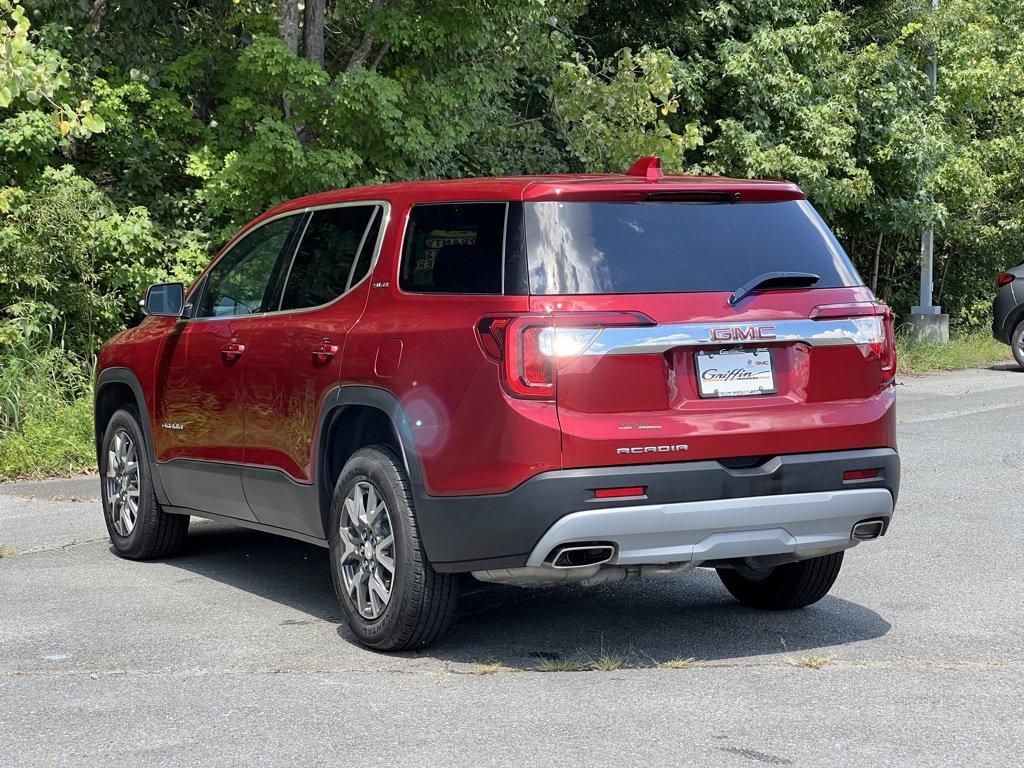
(279, 205, 382, 311)
(195, 216, 298, 318)
(399, 203, 506, 294)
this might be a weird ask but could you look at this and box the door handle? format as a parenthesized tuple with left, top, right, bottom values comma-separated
(313, 339, 339, 363)
(221, 340, 245, 361)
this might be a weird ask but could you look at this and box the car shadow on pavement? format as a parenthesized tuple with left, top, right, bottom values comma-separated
(988, 361, 1021, 373)
(165, 522, 891, 666)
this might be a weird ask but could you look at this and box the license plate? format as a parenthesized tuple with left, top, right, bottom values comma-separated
(695, 348, 776, 398)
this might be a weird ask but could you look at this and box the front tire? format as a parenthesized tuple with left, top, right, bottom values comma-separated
(1011, 320, 1024, 369)
(328, 446, 459, 650)
(100, 408, 189, 559)
(716, 552, 844, 610)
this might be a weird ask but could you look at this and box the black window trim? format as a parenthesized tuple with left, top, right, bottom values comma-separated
(270, 200, 389, 316)
(396, 200, 511, 297)
(186, 200, 390, 322)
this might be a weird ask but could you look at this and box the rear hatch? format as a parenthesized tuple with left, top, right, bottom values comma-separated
(511, 195, 896, 469)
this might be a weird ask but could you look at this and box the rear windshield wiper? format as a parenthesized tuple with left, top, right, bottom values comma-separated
(728, 271, 821, 307)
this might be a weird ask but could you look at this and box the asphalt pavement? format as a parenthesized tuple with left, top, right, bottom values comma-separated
(1, 364, 1022, 767)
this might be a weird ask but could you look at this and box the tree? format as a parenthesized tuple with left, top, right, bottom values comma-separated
(304, 0, 326, 65)
(277, 0, 299, 54)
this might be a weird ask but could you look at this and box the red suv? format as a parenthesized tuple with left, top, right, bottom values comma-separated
(95, 157, 899, 650)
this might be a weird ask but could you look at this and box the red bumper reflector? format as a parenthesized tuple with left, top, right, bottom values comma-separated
(843, 468, 880, 481)
(594, 486, 646, 499)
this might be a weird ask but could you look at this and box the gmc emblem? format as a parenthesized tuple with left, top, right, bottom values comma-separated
(709, 325, 776, 342)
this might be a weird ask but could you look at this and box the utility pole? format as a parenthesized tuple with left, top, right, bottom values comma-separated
(909, 0, 949, 342)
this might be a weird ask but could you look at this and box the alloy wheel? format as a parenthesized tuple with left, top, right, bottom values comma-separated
(105, 429, 141, 536)
(337, 480, 396, 619)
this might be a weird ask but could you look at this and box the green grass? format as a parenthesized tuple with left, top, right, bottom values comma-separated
(896, 332, 1010, 375)
(783, 654, 834, 670)
(0, 396, 94, 480)
(0, 342, 96, 481)
(471, 661, 506, 675)
(591, 651, 626, 672)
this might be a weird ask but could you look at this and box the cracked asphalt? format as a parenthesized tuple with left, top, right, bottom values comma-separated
(2, 364, 1022, 767)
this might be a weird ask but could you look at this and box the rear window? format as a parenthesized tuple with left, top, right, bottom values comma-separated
(400, 203, 506, 294)
(524, 200, 861, 295)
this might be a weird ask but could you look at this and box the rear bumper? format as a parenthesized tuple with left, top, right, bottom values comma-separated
(416, 447, 899, 572)
(524, 488, 893, 567)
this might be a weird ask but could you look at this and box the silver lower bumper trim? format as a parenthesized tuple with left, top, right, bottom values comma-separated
(525, 488, 894, 567)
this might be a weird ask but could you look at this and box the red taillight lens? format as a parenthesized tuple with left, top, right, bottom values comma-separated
(844, 468, 880, 481)
(594, 486, 646, 499)
(498, 316, 556, 399)
(814, 302, 896, 386)
(878, 310, 897, 384)
(520, 325, 554, 390)
(998, 272, 1015, 287)
(479, 312, 654, 400)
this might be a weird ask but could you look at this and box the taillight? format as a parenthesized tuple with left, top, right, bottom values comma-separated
(518, 325, 555, 395)
(478, 312, 654, 400)
(998, 272, 1015, 287)
(876, 310, 897, 384)
(812, 302, 896, 386)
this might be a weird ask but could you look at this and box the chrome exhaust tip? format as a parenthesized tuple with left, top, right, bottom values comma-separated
(550, 544, 616, 569)
(852, 519, 885, 541)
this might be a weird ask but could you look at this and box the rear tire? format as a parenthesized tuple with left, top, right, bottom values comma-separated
(328, 446, 459, 650)
(100, 407, 189, 559)
(716, 552, 844, 610)
(1011, 320, 1024, 369)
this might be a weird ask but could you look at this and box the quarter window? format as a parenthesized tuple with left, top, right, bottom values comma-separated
(195, 216, 297, 318)
(399, 203, 506, 294)
(279, 205, 382, 311)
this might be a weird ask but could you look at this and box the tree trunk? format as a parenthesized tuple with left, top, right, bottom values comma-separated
(368, 42, 391, 71)
(277, 0, 299, 55)
(346, 0, 389, 72)
(88, 0, 108, 34)
(871, 231, 883, 295)
(303, 0, 326, 66)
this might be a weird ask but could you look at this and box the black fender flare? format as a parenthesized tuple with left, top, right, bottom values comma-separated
(1001, 304, 1024, 344)
(94, 367, 171, 505)
(314, 385, 427, 534)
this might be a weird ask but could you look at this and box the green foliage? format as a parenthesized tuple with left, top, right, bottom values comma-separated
(1, 0, 1023, 477)
(0, 393, 93, 479)
(0, 165, 205, 356)
(896, 332, 1010, 374)
(0, 331, 93, 480)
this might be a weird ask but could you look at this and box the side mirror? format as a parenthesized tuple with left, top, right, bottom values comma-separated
(141, 282, 187, 318)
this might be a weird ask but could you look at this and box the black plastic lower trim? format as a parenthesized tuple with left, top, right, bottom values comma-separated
(416, 448, 900, 572)
(163, 505, 328, 548)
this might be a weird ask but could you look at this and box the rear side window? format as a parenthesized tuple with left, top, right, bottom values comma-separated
(524, 200, 862, 295)
(279, 205, 382, 311)
(400, 203, 506, 294)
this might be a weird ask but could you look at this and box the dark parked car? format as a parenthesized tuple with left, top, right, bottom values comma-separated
(993, 265, 1024, 368)
(94, 156, 900, 650)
